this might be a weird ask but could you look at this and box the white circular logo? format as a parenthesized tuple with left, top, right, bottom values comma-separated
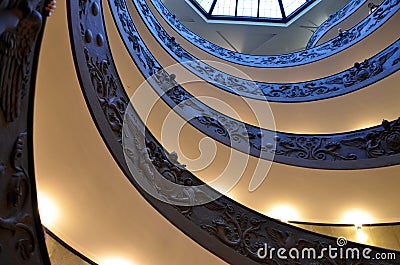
(336, 237, 348, 247)
(122, 60, 276, 206)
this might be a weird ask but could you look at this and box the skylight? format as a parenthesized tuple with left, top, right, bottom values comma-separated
(190, 0, 315, 22)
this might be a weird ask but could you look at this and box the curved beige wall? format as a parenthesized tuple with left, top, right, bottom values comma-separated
(32, 2, 400, 265)
(316, 1, 384, 46)
(104, 2, 400, 224)
(34, 2, 226, 264)
(143, 0, 400, 83)
(110, 1, 400, 134)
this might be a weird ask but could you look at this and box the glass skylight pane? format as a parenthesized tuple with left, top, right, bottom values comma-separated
(281, 0, 307, 16)
(212, 0, 236, 16)
(197, 0, 214, 12)
(193, 0, 313, 21)
(259, 0, 282, 18)
(237, 0, 258, 17)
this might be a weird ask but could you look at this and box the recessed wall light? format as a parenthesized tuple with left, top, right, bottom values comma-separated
(356, 227, 369, 243)
(37, 193, 59, 225)
(101, 257, 134, 265)
(341, 210, 372, 227)
(268, 205, 299, 223)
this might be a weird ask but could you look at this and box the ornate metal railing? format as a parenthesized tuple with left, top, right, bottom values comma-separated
(108, 0, 400, 169)
(306, 0, 367, 48)
(149, 0, 399, 67)
(69, 1, 400, 264)
(132, 0, 400, 102)
(0, 1, 52, 264)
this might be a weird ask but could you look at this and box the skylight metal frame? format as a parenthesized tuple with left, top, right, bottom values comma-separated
(188, 0, 317, 23)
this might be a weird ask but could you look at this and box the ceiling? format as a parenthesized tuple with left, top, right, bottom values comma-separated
(162, 0, 350, 54)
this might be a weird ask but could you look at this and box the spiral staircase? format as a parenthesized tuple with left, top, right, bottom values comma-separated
(0, 0, 399, 264)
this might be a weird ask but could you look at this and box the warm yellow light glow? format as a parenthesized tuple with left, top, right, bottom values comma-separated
(341, 210, 372, 227)
(101, 257, 134, 265)
(37, 193, 59, 225)
(268, 205, 299, 222)
(356, 228, 368, 243)
(354, 120, 378, 131)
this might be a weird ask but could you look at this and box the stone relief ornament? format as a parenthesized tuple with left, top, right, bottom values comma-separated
(275, 137, 358, 161)
(341, 118, 400, 158)
(0, 133, 35, 261)
(0, 3, 42, 122)
(201, 205, 268, 259)
(83, 48, 127, 141)
(0, 1, 50, 264)
(122, 109, 222, 207)
(259, 43, 399, 100)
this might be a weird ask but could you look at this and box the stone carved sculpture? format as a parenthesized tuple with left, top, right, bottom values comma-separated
(341, 118, 400, 158)
(306, 0, 365, 48)
(0, 133, 36, 261)
(342, 49, 397, 87)
(122, 111, 222, 209)
(140, 139, 223, 211)
(0, 1, 43, 122)
(0, 2, 51, 264)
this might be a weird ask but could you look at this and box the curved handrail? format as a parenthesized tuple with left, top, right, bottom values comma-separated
(149, 0, 399, 67)
(132, 0, 400, 102)
(306, 0, 368, 48)
(68, 1, 400, 264)
(109, 0, 400, 169)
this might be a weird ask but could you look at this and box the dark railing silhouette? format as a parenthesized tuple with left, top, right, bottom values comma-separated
(149, 0, 399, 67)
(108, 0, 400, 169)
(133, 0, 400, 101)
(306, 0, 367, 48)
(69, 1, 400, 264)
(0, 1, 52, 265)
